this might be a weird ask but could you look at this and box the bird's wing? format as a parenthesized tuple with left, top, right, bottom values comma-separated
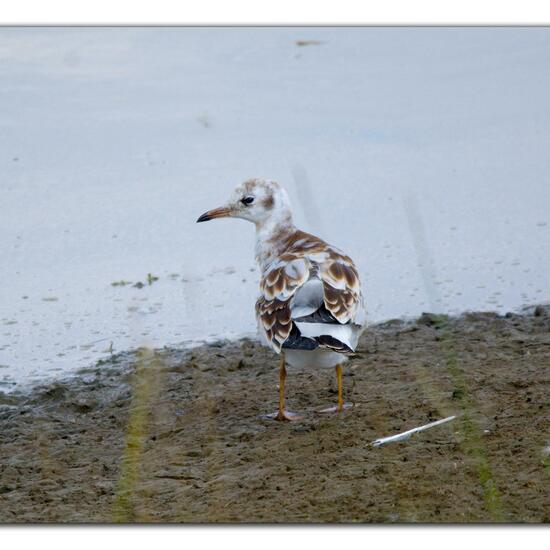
(291, 244, 365, 353)
(286, 230, 364, 326)
(256, 257, 310, 352)
(256, 231, 365, 353)
(317, 248, 363, 325)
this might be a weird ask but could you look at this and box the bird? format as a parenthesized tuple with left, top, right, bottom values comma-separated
(197, 178, 366, 420)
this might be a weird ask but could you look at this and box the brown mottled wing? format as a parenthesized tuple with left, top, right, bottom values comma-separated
(283, 231, 362, 326)
(319, 250, 362, 325)
(256, 257, 310, 352)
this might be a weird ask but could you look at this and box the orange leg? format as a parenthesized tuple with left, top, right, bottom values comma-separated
(336, 363, 344, 412)
(273, 354, 300, 421)
(276, 355, 287, 420)
(319, 363, 351, 414)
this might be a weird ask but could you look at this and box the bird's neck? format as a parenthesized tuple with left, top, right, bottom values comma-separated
(255, 211, 296, 271)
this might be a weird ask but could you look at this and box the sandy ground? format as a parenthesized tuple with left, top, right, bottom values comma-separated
(1, 308, 549, 523)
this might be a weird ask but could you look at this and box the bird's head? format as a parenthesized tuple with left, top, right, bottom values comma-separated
(196, 178, 292, 227)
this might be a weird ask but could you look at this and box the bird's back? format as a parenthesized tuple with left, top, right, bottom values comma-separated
(256, 229, 366, 363)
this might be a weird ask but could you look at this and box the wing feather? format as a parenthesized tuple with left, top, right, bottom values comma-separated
(256, 230, 365, 353)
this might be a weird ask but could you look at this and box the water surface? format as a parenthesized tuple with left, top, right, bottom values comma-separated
(1, 27, 549, 388)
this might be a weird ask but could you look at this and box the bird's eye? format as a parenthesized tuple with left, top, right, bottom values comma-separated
(241, 196, 254, 205)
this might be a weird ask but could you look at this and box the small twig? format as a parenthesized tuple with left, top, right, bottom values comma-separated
(371, 415, 457, 447)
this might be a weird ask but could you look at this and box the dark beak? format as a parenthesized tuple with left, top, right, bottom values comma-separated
(196, 212, 213, 223)
(196, 206, 232, 223)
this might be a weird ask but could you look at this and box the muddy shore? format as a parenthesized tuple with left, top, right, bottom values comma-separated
(1, 308, 549, 523)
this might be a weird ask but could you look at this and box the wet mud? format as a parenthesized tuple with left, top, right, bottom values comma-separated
(1, 307, 549, 523)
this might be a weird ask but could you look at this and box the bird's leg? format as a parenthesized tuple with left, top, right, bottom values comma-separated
(319, 363, 353, 414)
(276, 355, 288, 420)
(269, 353, 300, 421)
(336, 363, 344, 412)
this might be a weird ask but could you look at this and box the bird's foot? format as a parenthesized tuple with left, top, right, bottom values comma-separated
(318, 402, 354, 414)
(266, 410, 302, 421)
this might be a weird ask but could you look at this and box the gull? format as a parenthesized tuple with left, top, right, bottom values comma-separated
(197, 179, 366, 420)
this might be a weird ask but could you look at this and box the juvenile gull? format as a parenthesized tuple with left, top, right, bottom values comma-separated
(197, 178, 366, 420)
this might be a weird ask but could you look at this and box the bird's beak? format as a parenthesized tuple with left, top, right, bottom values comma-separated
(196, 206, 232, 223)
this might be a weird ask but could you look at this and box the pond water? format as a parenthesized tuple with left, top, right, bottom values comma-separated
(1, 27, 549, 389)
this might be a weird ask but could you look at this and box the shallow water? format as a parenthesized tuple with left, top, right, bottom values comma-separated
(1, 27, 550, 389)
